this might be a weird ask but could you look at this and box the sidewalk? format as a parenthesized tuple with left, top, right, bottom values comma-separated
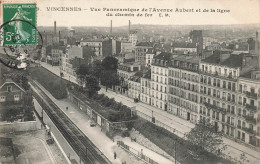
(40, 63, 260, 164)
(99, 88, 260, 163)
(118, 137, 173, 164)
(34, 76, 175, 164)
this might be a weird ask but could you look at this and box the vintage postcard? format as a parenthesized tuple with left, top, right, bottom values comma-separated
(0, 0, 260, 164)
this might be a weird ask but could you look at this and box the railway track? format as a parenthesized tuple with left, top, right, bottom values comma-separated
(30, 80, 111, 164)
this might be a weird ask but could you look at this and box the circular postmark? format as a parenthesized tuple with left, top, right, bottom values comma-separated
(0, 19, 43, 70)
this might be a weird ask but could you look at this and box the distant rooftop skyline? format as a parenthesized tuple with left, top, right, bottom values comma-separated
(34, 0, 260, 27)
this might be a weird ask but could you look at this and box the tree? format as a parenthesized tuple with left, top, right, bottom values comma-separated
(185, 119, 226, 156)
(101, 56, 118, 72)
(101, 71, 120, 91)
(76, 64, 90, 86)
(84, 75, 100, 97)
(76, 64, 90, 76)
(32, 50, 41, 61)
(90, 60, 103, 81)
(12, 75, 30, 90)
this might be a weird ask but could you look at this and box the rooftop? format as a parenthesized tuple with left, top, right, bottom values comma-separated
(81, 38, 109, 42)
(136, 42, 155, 47)
(173, 55, 200, 64)
(202, 51, 247, 68)
(172, 42, 197, 48)
(153, 52, 172, 61)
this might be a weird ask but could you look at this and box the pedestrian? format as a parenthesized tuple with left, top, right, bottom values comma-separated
(114, 152, 117, 159)
(66, 106, 68, 110)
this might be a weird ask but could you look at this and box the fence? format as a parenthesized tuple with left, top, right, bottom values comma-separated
(0, 121, 38, 133)
(136, 111, 185, 138)
(117, 141, 159, 164)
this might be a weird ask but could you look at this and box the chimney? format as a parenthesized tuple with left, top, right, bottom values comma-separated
(110, 20, 112, 34)
(54, 21, 56, 35)
(256, 31, 260, 70)
(129, 20, 131, 34)
(59, 31, 61, 42)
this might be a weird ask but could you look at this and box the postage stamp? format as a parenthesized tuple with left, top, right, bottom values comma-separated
(2, 3, 37, 45)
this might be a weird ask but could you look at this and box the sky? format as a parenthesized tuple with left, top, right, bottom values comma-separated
(1, 0, 260, 27)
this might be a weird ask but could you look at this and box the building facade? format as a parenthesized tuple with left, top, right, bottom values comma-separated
(0, 79, 25, 103)
(117, 62, 141, 95)
(168, 55, 200, 123)
(135, 42, 154, 65)
(150, 52, 171, 110)
(128, 76, 141, 99)
(46, 46, 65, 66)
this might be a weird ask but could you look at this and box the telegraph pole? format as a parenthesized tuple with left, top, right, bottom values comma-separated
(174, 141, 177, 164)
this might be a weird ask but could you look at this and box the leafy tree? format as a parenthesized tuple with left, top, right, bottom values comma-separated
(185, 119, 226, 156)
(90, 60, 103, 81)
(84, 75, 100, 97)
(101, 71, 120, 91)
(101, 56, 118, 72)
(76, 64, 90, 76)
(12, 75, 30, 90)
(76, 64, 90, 86)
(23, 91, 35, 121)
(32, 50, 41, 61)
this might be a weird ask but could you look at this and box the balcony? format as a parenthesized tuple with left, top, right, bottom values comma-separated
(204, 102, 226, 114)
(246, 104, 257, 112)
(199, 70, 238, 81)
(244, 91, 257, 99)
(242, 127, 255, 134)
(243, 115, 257, 124)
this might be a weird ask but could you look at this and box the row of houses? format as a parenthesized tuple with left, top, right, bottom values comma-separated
(116, 32, 260, 147)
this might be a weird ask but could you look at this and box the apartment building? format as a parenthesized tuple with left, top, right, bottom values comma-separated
(150, 52, 171, 110)
(199, 51, 260, 146)
(168, 55, 200, 123)
(135, 42, 154, 65)
(140, 73, 152, 105)
(128, 75, 141, 99)
(80, 39, 121, 56)
(237, 77, 260, 145)
(61, 46, 95, 77)
(117, 62, 141, 95)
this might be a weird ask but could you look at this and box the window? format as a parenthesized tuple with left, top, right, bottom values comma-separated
(216, 112, 219, 120)
(250, 99, 254, 106)
(238, 108, 242, 116)
(223, 81, 226, 89)
(217, 79, 220, 87)
(228, 82, 231, 90)
(242, 133, 245, 141)
(238, 120, 241, 128)
(208, 88, 211, 95)
(7, 86, 12, 92)
(239, 84, 242, 92)
(251, 87, 255, 94)
(213, 78, 216, 86)
(242, 110, 246, 116)
(222, 92, 226, 100)
(14, 95, 19, 101)
(244, 85, 247, 92)
(0, 96, 6, 102)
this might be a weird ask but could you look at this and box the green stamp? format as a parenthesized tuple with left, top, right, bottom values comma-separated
(3, 3, 37, 45)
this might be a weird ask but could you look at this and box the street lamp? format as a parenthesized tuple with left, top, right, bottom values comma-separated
(174, 141, 177, 164)
(152, 111, 155, 123)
